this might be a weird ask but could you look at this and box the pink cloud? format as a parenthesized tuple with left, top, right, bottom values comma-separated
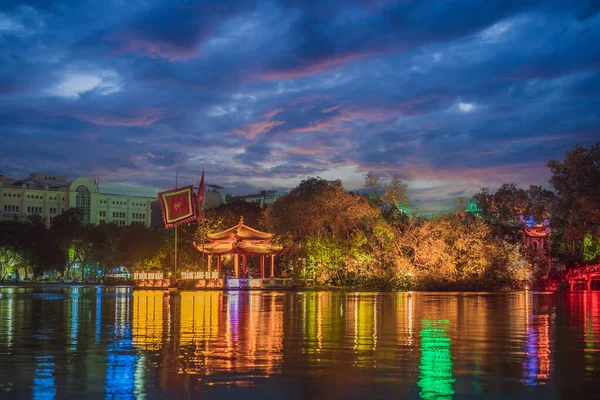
(258, 50, 389, 80)
(233, 108, 285, 138)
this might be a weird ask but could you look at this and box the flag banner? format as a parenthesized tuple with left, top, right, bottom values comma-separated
(196, 169, 205, 223)
(158, 185, 196, 228)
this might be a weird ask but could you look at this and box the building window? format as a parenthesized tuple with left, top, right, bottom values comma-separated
(75, 185, 91, 224)
(100, 211, 106, 217)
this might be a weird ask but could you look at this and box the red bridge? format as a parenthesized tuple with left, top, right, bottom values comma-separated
(559, 264, 600, 290)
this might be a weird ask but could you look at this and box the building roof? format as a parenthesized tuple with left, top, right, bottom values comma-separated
(206, 216, 274, 242)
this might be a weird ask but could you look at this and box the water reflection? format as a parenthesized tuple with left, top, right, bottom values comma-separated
(1, 288, 600, 398)
(32, 355, 56, 400)
(418, 320, 454, 400)
(105, 289, 138, 399)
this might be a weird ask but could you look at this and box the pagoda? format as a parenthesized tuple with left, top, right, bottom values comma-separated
(193, 217, 283, 278)
(520, 215, 551, 257)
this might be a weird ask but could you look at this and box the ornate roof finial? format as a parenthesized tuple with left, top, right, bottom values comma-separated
(239, 215, 244, 225)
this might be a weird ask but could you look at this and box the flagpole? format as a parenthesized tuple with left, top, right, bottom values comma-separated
(202, 168, 206, 273)
(174, 169, 178, 280)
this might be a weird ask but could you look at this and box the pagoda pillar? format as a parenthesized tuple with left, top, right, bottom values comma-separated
(242, 255, 247, 278)
(260, 256, 265, 279)
(207, 255, 212, 274)
(217, 256, 222, 277)
(234, 254, 239, 278)
(270, 255, 275, 278)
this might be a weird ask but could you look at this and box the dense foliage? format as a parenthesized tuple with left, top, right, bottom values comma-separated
(265, 179, 529, 290)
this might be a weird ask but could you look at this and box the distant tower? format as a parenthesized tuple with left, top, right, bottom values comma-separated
(466, 199, 481, 216)
(521, 215, 551, 257)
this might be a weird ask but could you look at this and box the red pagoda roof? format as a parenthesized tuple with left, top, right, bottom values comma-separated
(194, 216, 282, 256)
(206, 216, 274, 242)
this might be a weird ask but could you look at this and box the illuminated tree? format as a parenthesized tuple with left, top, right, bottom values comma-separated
(0, 246, 25, 281)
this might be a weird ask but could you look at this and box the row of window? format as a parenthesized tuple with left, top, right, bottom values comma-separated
(3, 206, 62, 214)
(98, 219, 127, 226)
(100, 211, 145, 220)
(3, 193, 64, 200)
(98, 200, 147, 207)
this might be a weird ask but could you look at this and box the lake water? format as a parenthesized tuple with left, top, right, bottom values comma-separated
(0, 287, 599, 399)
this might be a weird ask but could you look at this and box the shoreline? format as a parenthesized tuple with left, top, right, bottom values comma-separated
(0, 282, 563, 293)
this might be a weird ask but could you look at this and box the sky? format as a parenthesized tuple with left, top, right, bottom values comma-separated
(0, 0, 599, 210)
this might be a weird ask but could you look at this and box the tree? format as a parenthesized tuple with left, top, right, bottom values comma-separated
(364, 172, 382, 205)
(0, 246, 25, 281)
(381, 175, 409, 209)
(548, 142, 600, 261)
(525, 185, 556, 220)
(50, 208, 84, 278)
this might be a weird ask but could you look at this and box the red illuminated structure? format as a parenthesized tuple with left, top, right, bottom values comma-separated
(193, 217, 283, 278)
(566, 264, 600, 290)
(521, 216, 551, 257)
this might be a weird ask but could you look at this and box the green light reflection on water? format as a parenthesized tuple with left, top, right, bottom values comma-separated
(418, 319, 455, 400)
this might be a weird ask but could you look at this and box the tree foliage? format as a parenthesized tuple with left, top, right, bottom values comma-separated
(547, 143, 600, 260)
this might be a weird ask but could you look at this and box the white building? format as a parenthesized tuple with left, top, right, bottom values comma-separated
(0, 172, 157, 227)
(243, 190, 285, 206)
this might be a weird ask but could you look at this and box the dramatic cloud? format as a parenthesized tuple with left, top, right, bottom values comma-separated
(0, 0, 599, 209)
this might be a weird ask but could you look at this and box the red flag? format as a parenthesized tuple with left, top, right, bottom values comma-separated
(158, 185, 196, 228)
(196, 169, 205, 223)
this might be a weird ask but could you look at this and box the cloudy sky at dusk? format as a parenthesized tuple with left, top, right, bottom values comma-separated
(0, 0, 598, 210)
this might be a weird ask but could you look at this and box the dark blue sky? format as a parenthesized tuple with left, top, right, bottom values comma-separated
(0, 0, 598, 209)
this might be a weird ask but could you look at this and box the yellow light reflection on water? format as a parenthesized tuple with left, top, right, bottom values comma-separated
(179, 291, 220, 345)
(133, 291, 165, 350)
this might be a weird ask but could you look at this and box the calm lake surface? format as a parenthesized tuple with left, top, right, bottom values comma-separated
(0, 288, 599, 399)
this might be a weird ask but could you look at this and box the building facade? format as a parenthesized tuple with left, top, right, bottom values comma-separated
(0, 172, 157, 227)
(243, 190, 285, 206)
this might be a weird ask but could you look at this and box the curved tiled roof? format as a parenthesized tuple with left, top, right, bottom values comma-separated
(206, 216, 274, 242)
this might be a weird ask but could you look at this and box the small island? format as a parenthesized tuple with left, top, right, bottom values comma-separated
(1, 142, 598, 292)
